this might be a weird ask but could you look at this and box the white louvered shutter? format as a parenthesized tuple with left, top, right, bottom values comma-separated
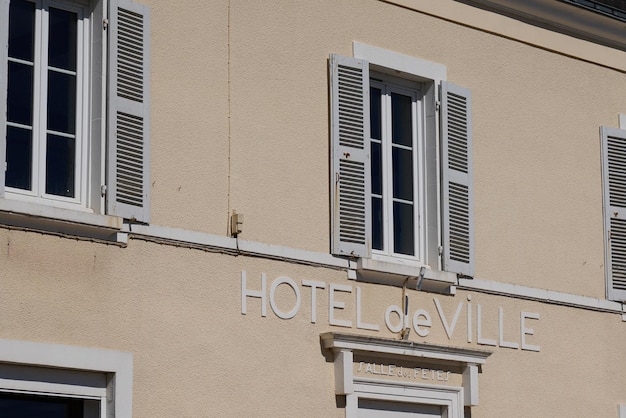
(601, 127, 626, 301)
(107, 0, 150, 222)
(441, 82, 474, 276)
(329, 54, 371, 258)
(0, 0, 9, 198)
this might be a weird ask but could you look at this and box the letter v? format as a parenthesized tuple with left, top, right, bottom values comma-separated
(434, 298, 463, 339)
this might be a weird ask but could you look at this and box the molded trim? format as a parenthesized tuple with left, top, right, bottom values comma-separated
(0, 339, 133, 418)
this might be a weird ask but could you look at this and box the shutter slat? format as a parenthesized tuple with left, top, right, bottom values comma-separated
(330, 55, 371, 257)
(601, 127, 626, 300)
(441, 82, 474, 276)
(107, 0, 151, 223)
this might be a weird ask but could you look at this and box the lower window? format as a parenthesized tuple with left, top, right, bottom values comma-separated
(0, 339, 132, 418)
(358, 398, 444, 418)
(0, 392, 100, 418)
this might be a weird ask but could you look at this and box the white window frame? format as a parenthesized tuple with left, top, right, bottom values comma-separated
(352, 380, 462, 418)
(354, 42, 445, 274)
(0, 338, 133, 418)
(5, 0, 92, 210)
(330, 43, 473, 288)
(370, 76, 427, 263)
(0, 0, 151, 240)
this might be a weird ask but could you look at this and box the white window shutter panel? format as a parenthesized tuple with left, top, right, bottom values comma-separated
(0, 0, 9, 198)
(601, 127, 626, 301)
(329, 54, 371, 258)
(441, 82, 474, 276)
(107, 0, 151, 223)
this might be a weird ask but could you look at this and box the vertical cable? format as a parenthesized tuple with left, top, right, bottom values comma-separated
(226, 0, 232, 235)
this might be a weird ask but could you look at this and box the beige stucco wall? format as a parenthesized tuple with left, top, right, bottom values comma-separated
(3, 1, 626, 417)
(0, 227, 625, 417)
(141, 0, 626, 298)
(148, 0, 230, 236)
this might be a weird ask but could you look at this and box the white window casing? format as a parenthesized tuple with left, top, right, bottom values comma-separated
(321, 332, 492, 417)
(0, 0, 151, 232)
(330, 44, 474, 279)
(0, 338, 133, 418)
(601, 126, 626, 302)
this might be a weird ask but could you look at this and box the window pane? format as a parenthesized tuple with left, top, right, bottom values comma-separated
(391, 92, 412, 146)
(372, 196, 383, 250)
(48, 8, 77, 71)
(371, 141, 382, 196)
(6, 126, 33, 190)
(46, 134, 75, 197)
(0, 392, 89, 418)
(370, 87, 381, 140)
(47, 70, 77, 134)
(7, 61, 34, 126)
(8, 0, 35, 62)
(393, 202, 414, 255)
(392, 147, 413, 201)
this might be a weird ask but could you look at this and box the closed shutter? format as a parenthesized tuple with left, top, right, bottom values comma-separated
(601, 126, 626, 301)
(329, 54, 371, 258)
(0, 0, 9, 198)
(107, 0, 150, 223)
(441, 82, 474, 276)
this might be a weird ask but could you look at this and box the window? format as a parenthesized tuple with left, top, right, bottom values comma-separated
(6, 0, 87, 203)
(600, 126, 626, 301)
(329, 43, 474, 277)
(370, 75, 424, 260)
(0, 0, 151, 227)
(0, 338, 133, 418)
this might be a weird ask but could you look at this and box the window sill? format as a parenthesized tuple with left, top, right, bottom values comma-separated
(356, 257, 457, 294)
(0, 198, 126, 244)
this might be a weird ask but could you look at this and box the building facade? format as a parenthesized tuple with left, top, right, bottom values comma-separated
(1, 0, 626, 416)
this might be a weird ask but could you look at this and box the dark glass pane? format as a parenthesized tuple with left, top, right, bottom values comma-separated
(370, 87, 381, 140)
(8, 0, 35, 61)
(372, 196, 383, 251)
(46, 133, 75, 197)
(0, 392, 85, 418)
(47, 70, 76, 134)
(392, 147, 413, 201)
(7, 61, 33, 126)
(394, 202, 414, 256)
(5, 126, 32, 190)
(48, 7, 77, 71)
(371, 141, 382, 196)
(391, 92, 412, 146)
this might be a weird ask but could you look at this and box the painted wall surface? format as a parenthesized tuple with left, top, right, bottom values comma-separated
(139, 0, 626, 297)
(1, 0, 626, 417)
(1, 228, 625, 417)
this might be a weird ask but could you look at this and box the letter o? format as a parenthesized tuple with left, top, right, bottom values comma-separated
(269, 277, 301, 319)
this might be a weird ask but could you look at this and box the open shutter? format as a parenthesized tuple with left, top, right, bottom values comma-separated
(329, 54, 371, 258)
(0, 0, 9, 198)
(441, 82, 474, 276)
(107, 0, 150, 222)
(601, 127, 626, 301)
